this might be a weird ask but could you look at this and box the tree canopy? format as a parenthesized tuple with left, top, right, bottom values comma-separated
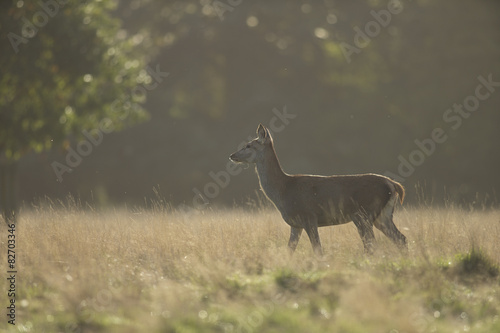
(2, 0, 499, 209)
(0, 0, 150, 160)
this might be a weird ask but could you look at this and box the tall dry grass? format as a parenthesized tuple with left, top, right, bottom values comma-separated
(1, 200, 499, 332)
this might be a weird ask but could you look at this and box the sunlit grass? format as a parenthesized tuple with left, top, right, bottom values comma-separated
(1, 201, 500, 332)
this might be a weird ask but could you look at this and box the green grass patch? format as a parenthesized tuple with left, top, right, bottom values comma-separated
(454, 247, 499, 279)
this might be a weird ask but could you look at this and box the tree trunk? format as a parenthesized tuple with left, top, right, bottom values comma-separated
(0, 155, 18, 225)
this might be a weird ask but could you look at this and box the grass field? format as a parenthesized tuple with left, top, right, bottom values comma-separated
(1, 200, 500, 333)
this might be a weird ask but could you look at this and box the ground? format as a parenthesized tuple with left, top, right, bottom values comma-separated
(1, 200, 499, 332)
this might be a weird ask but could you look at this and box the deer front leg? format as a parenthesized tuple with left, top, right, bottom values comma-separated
(304, 218, 323, 257)
(288, 227, 303, 255)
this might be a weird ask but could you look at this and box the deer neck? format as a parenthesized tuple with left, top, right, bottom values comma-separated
(255, 145, 288, 204)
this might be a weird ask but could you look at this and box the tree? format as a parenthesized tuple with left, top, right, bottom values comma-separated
(0, 0, 151, 223)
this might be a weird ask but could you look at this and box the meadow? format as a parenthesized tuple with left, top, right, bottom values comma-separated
(1, 199, 500, 333)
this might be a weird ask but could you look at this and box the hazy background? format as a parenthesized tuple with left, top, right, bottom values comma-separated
(3, 0, 500, 210)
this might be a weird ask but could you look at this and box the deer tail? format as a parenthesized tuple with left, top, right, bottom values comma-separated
(392, 180, 405, 204)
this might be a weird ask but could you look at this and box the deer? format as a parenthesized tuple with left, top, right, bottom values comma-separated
(229, 124, 407, 256)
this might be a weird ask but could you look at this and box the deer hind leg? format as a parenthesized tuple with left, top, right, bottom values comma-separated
(352, 214, 376, 254)
(374, 197, 407, 250)
(374, 215, 407, 250)
(287, 227, 303, 255)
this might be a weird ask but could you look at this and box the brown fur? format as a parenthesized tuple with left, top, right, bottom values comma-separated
(230, 124, 407, 256)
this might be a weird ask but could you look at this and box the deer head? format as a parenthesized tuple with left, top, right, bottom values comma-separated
(229, 124, 272, 164)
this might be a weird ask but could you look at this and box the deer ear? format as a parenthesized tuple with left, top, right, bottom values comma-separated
(257, 124, 268, 143)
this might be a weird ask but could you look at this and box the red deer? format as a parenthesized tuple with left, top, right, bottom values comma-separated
(229, 124, 407, 256)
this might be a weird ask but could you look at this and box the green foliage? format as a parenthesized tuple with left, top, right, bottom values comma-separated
(273, 268, 300, 291)
(454, 247, 499, 279)
(0, 0, 150, 159)
(0, 0, 495, 205)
